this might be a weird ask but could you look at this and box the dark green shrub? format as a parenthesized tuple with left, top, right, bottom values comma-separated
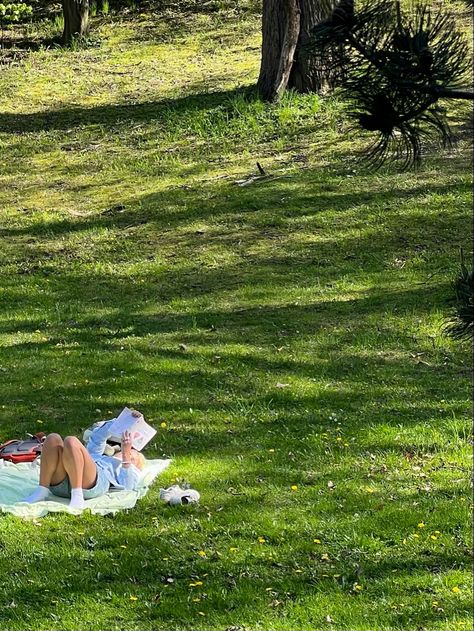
(445, 253, 474, 341)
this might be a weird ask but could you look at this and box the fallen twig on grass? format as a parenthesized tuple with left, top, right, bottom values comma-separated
(234, 162, 273, 187)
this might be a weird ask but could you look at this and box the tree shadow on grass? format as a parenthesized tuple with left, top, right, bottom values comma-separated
(0, 280, 455, 349)
(0, 156, 470, 455)
(0, 278, 467, 451)
(1, 175, 469, 248)
(0, 35, 61, 52)
(0, 151, 469, 440)
(0, 86, 257, 134)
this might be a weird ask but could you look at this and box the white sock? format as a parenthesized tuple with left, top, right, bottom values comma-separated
(22, 485, 50, 503)
(69, 488, 85, 510)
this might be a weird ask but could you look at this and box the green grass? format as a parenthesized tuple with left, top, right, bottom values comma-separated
(0, 5, 472, 631)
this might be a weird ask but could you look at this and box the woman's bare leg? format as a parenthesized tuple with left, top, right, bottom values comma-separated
(39, 433, 67, 487)
(22, 433, 67, 503)
(62, 436, 98, 510)
(62, 436, 98, 490)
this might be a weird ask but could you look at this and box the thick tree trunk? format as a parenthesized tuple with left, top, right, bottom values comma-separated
(62, 0, 89, 44)
(273, 0, 301, 100)
(257, 0, 301, 101)
(258, 0, 338, 100)
(289, 0, 337, 93)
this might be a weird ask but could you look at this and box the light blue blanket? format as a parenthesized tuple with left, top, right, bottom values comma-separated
(0, 459, 171, 518)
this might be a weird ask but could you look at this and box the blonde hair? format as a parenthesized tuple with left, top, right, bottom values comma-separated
(133, 450, 146, 470)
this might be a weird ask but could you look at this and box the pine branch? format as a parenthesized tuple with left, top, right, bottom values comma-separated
(305, 0, 473, 167)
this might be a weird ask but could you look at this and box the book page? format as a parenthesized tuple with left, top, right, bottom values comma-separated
(108, 408, 157, 451)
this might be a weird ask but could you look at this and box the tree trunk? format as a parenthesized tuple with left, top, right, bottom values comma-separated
(289, 0, 337, 93)
(62, 0, 89, 44)
(257, 0, 301, 101)
(258, 0, 338, 100)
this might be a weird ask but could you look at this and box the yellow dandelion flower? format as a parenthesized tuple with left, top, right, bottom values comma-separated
(417, 522, 425, 528)
(413, 534, 420, 538)
(452, 586, 461, 593)
(402, 539, 407, 545)
(432, 601, 439, 607)
(313, 539, 321, 544)
(192, 598, 201, 602)
(160, 422, 167, 428)
(434, 530, 441, 535)
(430, 535, 438, 541)
(258, 537, 266, 544)
(265, 587, 273, 591)
(229, 547, 238, 552)
(321, 553, 330, 562)
(268, 449, 275, 453)
(291, 485, 298, 491)
(162, 557, 169, 561)
(366, 488, 375, 494)
(129, 596, 138, 601)
(197, 550, 206, 557)
(353, 583, 363, 592)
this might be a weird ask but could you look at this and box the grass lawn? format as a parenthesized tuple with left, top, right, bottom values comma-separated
(0, 3, 472, 630)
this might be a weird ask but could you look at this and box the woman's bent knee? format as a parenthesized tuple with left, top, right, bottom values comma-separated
(45, 433, 64, 446)
(63, 436, 83, 451)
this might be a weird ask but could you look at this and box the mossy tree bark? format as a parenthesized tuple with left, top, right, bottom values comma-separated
(62, 0, 89, 44)
(257, 0, 338, 101)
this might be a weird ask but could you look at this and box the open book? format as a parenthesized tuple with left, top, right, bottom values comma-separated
(108, 408, 156, 451)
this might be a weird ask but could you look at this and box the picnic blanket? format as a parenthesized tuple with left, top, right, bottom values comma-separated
(0, 458, 171, 519)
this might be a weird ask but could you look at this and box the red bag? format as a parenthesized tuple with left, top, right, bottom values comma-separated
(0, 433, 45, 463)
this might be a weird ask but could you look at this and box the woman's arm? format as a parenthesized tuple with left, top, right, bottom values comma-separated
(117, 430, 140, 490)
(86, 421, 114, 460)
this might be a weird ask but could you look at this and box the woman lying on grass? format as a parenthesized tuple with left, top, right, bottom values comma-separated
(21, 419, 145, 510)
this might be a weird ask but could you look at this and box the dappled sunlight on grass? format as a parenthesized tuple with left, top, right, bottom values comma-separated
(0, 4, 472, 631)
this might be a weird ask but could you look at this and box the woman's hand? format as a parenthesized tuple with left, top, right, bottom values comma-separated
(121, 430, 133, 466)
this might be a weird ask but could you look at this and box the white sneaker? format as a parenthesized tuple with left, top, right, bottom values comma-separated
(160, 485, 200, 505)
